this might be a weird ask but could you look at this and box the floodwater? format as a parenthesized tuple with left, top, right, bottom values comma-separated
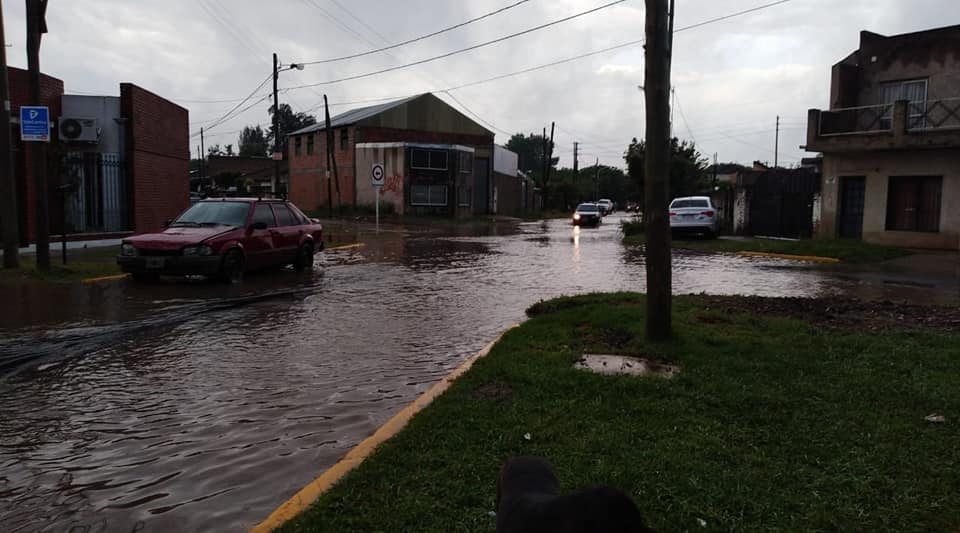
(0, 215, 956, 532)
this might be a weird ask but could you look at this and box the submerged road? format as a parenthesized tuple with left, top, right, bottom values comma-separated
(1, 215, 955, 532)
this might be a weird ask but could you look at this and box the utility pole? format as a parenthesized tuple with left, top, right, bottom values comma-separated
(643, 0, 674, 341)
(324, 96, 333, 218)
(773, 115, 780, 170)
(595, 157, 600, 200)
(272, 52, 280, 194)
(572, 141, 579, 201)
(27, 0, 49, 270)
(323, 95, 340, 214)
(713, 152, 718, 188)
(0, 1, 19, 268)
(545, 121, 554, 204)
(200, 127, 205, 190)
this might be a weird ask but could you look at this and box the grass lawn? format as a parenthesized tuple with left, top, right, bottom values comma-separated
(622, 229, 911, 263)
(278, 293, 959, 532)
(0, 246, 122, 283)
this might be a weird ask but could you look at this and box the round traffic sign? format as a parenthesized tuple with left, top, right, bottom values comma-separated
(372, 163, 385, 187)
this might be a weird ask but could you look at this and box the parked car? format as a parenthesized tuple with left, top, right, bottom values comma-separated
(597, 199, 614, 215)
(572, 203, 602, 227)
(117, 198, 324, 283)
(669, 196, 718, 238)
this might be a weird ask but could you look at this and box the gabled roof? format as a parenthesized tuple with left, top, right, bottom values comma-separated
(289, 94, 424, 136)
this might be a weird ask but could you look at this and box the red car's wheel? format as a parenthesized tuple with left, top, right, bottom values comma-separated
(219, 249, 245, 284)
(293, 242, 314, 272)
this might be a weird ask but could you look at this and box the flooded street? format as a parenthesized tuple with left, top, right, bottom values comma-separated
(1, 215, 956, 532)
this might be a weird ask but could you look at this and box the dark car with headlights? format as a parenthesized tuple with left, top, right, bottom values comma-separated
(572, 203, 602, 227)
(117, 198, 323, 283)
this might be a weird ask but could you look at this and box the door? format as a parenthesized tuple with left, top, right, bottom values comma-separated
(838, 177, 865, 239)
(245, 203, 278, 268)
(270, 203, 303, 265)
(472, 157, 489, 215)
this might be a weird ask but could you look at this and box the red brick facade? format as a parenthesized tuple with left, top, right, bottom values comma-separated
(121, 83, 189, 234)
(289, 125, 493, 212)
(7, 67, 63, 244)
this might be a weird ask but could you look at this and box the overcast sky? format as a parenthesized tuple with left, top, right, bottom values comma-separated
(4, 0, 958, 169)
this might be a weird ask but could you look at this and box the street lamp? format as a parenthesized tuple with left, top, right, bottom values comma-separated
(272, 55, 305, 194)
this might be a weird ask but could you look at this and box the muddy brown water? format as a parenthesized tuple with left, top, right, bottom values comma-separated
(1, 215, 956, 532)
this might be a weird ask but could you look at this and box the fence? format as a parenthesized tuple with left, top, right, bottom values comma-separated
(818, 103, 892, 136)
(62, 152, 128, 233)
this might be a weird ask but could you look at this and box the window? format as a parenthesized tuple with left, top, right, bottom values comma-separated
(410, 149, 448, 170)
(459, 151, 472, 173)
(294, 136, 302, 156)
(306, 134, 314, 155)
(410, 184, 448, 206)
(886, 176, 941, 232)
(458, 185, 471, 206)
(339, 128, 348, 151)
(252, 203, 277, 227)
(287, 203, 311, 224)
(879, 79, 927, 129)
(670, 199, 710, 208)
(271, 203, 297, 226)
(173, 201, 250, 228)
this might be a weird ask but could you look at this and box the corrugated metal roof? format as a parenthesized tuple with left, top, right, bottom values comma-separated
(289, 94, 425, 136)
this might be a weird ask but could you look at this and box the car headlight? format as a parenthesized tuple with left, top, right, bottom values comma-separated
(573, 213, 581, 220)
(183, 245, 213, 256)
(121, 243, 136, 256)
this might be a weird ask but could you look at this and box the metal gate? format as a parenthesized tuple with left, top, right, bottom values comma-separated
(62, 152, 128, 233)
(746, 169, 820, 239)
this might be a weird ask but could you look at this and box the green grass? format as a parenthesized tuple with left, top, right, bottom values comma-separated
(0, 246, 122, 283)
(279, 293, 960, 532)
(623, 233, 911, 264)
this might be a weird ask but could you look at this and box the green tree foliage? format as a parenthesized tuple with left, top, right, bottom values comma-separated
(548, 164, 634, 210)
(624, 137, 710, 206)
(505, 132, 558, 185)
(267, 104, 317, 154)
(238, 125, 268, 157)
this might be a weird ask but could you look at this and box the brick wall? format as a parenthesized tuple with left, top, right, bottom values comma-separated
(121, 83, 189, 234)
(288, 126, 356, 212)
(358, 126, 492, 147)
(8, 67, 63, 244)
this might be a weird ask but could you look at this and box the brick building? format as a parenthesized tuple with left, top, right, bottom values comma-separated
(204, 155, 287, 192)
(4, 67, 188, 245)
(287, 93, 497, 216)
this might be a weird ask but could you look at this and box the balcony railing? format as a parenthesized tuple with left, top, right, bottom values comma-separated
(818, 103, 892, 136)
(907, 97, 960, 132)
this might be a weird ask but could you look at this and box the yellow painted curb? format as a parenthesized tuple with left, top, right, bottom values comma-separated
(737, 251, 840, 263)
(249, 324, 519, 533)
(80, 273, 129, 284)
(325, 243, 366, 251)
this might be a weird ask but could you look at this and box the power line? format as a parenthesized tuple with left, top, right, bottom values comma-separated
(440, 91, 512, 137)
(672, 88, 696, 144)
(285, 0, 628, 90)
(302, 0, 532, 65)
(191, 74, 273, 138)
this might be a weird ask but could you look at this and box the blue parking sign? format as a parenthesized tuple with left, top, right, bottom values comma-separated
(20, 106, 50, 142)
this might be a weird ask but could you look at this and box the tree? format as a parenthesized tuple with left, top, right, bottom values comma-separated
(505, 132, 558, 186)
(548, 164, 633, 210)
(207, 144, 225, 157)
(238, 125, 268, 157)
(266, 104, 317, 154)
(624, 137, 709, 207)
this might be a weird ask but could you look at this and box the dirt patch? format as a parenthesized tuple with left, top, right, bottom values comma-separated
(472, 382, 513, 402)
(575, 354, 679, 378)
(575, 325, 635, 349)
(696, 314, 733, 325)
(697, 295, 960, 334)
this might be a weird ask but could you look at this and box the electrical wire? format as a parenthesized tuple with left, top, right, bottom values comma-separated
(285, 0, 628, 90)
(440, 91, 513, 136)
(302, 0, 532, 65)
(190, 74, 273, 138)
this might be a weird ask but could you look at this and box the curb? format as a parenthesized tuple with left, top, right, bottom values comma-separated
(737, 251, 841, 263)
(248, 325, 519, 533)
(80, 273, 129, 284)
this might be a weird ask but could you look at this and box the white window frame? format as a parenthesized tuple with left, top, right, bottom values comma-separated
(878, 78, 928, 129)
(410, 184, 448, 206)
(410, 149, 449, 171)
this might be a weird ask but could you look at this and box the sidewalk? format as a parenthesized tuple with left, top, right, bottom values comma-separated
(0, 238, 121, 256)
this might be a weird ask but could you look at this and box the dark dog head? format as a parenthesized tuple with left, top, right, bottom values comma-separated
(496, 457, 651, 533)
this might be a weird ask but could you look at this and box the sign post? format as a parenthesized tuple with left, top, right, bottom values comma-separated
(371, 163, 385, 233)
(19, 105, 49, 141)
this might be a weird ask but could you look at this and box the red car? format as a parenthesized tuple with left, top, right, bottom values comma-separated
(117, 198, 323, 283)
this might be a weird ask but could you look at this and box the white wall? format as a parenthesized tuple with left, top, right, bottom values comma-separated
(493, 145, 518, 176)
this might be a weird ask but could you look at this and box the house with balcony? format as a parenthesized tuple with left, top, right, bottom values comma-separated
(804, 24, 960, 250)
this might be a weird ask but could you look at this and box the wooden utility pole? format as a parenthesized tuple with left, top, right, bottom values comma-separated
(27, 0, 49, 270)
(594, 157, 600, 199)
(643, 0, 674, 341)
(272, 53, 281, 194)
(773, 115, 780, 170)
(323, 95, 340, 213)
(0, 1, 19, 268)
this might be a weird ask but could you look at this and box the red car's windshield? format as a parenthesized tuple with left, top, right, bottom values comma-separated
(173, 201, 249, 228)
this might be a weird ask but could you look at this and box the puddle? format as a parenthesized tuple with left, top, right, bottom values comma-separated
(575, 354, 679, 378)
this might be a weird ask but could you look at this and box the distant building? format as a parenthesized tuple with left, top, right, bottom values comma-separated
(730, 162, 820, 238)
(287, 93, 508, 217)
(7, 67, 188, 244)
(804, 24, 960, 250)
(204, 155, 288, 193)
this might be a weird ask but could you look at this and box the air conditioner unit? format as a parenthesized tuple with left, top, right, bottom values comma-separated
(58, 117, 100, 143)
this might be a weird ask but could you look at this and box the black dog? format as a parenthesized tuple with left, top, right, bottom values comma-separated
(496, 456, 651, 533)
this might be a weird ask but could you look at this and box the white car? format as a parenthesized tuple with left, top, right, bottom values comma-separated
(669, 196, 718, 238)
(597, 199, 614, 214)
